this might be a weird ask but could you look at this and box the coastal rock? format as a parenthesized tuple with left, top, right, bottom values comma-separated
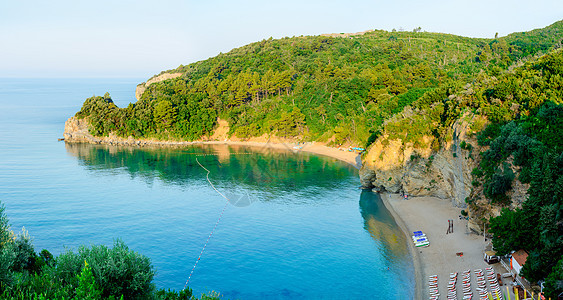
(64, 116, 197, 147)
(135, 72, 183, 100)
(359, 110, 535, 235)
(360, 113, 477, 208)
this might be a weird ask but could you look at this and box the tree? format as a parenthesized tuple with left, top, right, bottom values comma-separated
(0, 201, 11, 248)
(56, 240, 155, 299)
(153, 100, 178, 130)
(543, 257, 563, 299)
(76, 261, 102, 300)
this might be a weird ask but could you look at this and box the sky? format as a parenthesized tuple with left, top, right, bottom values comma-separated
(1, 0, 562, 78)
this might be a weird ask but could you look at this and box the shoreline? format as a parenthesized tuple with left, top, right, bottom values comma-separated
(381, 193, 513, 300)
(199, 140, 362, 169)
(380, 192, 424, 300)
(65, 139, 362, 169)
(63, 116, 361, 169)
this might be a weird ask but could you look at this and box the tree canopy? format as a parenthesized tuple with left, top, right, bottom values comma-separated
(76, 21, 563, 147)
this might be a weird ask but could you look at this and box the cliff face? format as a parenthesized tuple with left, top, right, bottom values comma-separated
(360, 113, 477, 208)
(64, 116, 190, 146)
(359, 111, 531, 233)
(135, 72, 183, 100)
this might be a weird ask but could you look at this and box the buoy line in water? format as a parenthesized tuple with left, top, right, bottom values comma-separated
(184, 153, 254, 290)
(184, 157, 229, 289)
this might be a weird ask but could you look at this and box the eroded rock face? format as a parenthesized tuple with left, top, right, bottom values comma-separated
(63, 116, 95, 143)
(359, 111, 533, 234)
(63, 117, 181, 146)
(135, 72, 183, 100)
(360, 114, 477, 208)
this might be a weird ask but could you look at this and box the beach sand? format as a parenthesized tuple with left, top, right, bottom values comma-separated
(197, 140, 362, 169)
(381, 193, 516, 299)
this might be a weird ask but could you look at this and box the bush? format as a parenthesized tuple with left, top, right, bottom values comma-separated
(56, 240, 155, 299)
(10, 230, 38, 273)
(484, 163, 515, 202)
(155, 288, 193, 300)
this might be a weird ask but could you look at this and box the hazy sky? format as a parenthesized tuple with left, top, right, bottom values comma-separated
(1, 0, 562, 78)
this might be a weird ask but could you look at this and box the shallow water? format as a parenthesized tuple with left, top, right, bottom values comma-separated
(0, 78, 414, 299)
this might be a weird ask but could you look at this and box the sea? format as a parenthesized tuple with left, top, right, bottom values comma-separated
(0, 78, 414, 299)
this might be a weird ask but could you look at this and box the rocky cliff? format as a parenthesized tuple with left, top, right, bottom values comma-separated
(64, 116, 194, 146)
(360, 112, 477, 206)
(359, 110, 531, 233)
(359, 112, 488, 232)
(135, 72, 183, 101)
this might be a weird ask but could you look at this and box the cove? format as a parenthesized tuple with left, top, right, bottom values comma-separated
(0, 79, 414, 299)
(62, 143, 415, 298)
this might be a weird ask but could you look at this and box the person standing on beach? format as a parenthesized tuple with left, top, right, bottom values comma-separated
(446, 219, 454, 234)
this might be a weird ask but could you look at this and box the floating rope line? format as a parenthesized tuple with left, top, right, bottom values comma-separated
(183, 156, 231, 289)
(183, 150, 272, 289)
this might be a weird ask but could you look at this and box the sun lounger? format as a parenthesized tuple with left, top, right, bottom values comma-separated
(413, 237, 428, 243)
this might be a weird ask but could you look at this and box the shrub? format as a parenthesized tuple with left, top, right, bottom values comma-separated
(56, 240, 155, 299)
(484, 163, 515, 202)
(155, 288, 193, 300)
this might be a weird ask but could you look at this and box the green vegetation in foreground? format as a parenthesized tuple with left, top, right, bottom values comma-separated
(0, 201, 218, 299)
(76, 21, 563, 147)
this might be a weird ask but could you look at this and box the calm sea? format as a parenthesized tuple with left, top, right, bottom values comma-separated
(0, 78, 414, 299)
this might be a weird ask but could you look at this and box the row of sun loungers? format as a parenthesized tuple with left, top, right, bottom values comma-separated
(475, 269, 488, 299)
(413, 231, 430, 247)
(486, 267, 502, 299)
(429, 275, 439, 299)
(430, 268, 505, 300)
(461, 269, 472, 299)
(447, 272, 458, 300)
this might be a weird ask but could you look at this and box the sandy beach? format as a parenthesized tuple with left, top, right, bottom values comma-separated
(381, 193, 516, 299)
(197, 140, 362, 169)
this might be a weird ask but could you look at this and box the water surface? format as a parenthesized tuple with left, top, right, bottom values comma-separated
(0, 78, 414, 299)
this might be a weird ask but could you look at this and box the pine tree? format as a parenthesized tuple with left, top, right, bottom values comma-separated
(76, 261, 102, 300)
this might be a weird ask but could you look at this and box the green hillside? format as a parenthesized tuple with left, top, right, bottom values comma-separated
(71, 21, 563, 297)
(76, 21, 562, 147)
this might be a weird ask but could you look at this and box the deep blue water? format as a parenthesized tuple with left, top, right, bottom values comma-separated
(0, 78, 414, 299)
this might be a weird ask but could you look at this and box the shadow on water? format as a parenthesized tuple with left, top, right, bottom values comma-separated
(359, 190, 410, 259)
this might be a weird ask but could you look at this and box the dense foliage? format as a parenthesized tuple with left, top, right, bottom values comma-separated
(465, 52, 563, 297)
(76, 21, 563, 147)
(0, 201, 220, 300)
(368, 44, 563, 296)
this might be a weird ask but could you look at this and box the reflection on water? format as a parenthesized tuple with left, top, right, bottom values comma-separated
(359, 190, 409, 259)
(65, 142, 357, 204)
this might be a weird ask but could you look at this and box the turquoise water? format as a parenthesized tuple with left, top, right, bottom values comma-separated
(0, 79, 414, 299)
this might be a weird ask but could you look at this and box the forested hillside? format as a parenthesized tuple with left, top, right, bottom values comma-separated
(71, 21, 563, 297)
(76, 21, 562, 147)
(373, 47, 563, 297)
